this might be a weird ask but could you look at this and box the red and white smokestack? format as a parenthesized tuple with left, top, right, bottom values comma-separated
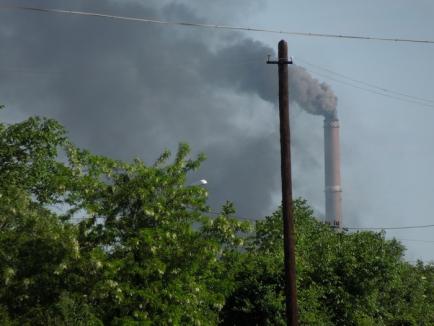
(324, 115, 342, 228)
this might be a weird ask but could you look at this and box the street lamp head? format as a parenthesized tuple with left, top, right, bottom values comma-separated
(190, 179, 208, 186)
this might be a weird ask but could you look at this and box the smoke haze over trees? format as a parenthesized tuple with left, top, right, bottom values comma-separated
(0, 0, 336, 219)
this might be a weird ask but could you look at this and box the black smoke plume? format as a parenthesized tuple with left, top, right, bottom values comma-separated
(0, 0, 336, 217)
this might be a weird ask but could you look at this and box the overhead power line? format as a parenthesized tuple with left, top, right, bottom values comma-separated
(3, 58, 434, 110)
(214, 214, 434, 231)
(209, 212, 434, 231)
(0, 67, 60, 74)
(71, 212, 434, 232)
(398, 238, 434, 243)
(3, 58, 434, 111)
(304, 67, 434, 109)
(296, 58, 434, 105)
(345, 224, 434, 230)
(1, 5, 434, 45)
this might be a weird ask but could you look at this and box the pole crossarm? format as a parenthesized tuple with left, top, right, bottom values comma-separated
(266, 55, 294, 65)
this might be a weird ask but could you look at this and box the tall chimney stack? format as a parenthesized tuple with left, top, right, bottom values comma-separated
(324, 115, 342, 227)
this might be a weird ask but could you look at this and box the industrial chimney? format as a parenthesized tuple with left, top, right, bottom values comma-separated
(286, 64, 341, 226)
(324, 114, 342, 228)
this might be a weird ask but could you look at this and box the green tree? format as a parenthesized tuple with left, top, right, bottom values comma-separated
(1, 112, 433, 325)
(220, 200, 434, 325)
(0, 114, 249, 325)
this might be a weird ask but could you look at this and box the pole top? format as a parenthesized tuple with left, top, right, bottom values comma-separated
(267, 40, 293, 65)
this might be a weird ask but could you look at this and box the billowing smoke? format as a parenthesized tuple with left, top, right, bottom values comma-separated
(201, 39, 338, 118)
(289, 66, 338, 119)
(0, 0, 336, 218)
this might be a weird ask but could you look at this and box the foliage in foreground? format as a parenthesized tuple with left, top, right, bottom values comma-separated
(222, 203, 434, 325)
(0, 114, 433, 325)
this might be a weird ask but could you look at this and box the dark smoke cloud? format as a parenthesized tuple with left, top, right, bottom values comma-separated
(289, 66, 338, 119)
(199, 40, 338, 118)
(0, 0, 336, 218)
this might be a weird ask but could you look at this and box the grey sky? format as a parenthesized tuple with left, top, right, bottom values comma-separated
(1, 0, 433, 262)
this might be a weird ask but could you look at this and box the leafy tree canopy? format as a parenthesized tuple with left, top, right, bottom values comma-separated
(0, 113, 432, 325)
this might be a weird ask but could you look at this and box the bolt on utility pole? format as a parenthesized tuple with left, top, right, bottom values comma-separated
(267, 40, 299, 326)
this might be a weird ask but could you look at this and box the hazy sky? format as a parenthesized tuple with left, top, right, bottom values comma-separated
(1, 0, 433, 262)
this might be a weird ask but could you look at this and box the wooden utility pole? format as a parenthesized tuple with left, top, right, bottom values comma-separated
(267, 40, 298, 326)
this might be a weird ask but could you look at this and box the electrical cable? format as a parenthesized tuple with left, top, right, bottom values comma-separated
(211, 212, 434, 231)
(4, 59, 434, 110)
(296, 58, 434, 105)
(397, 238, 434, 243)
(344, 224, 434, 230)
(1, 5, 434, 45)
(71, 213, 434, 232)
(304, 67, 434, 109)
(0, 67, 60, 74)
